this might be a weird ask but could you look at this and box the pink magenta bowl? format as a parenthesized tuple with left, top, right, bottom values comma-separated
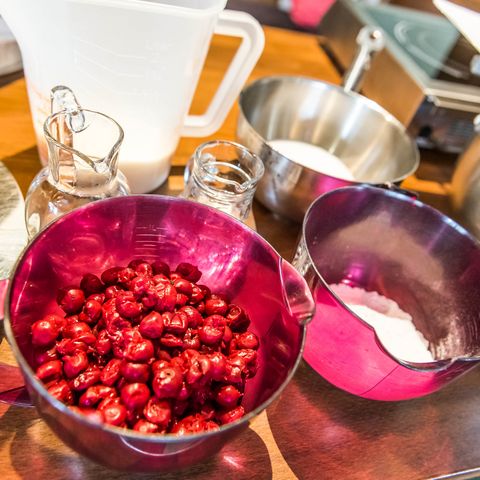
(294, 186, 480, 401)
(1, 195, 314, 472)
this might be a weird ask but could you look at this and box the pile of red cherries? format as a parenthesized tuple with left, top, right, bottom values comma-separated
(31, 260, 259, 435)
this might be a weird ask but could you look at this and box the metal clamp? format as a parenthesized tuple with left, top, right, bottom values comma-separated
(342, 26, 385, 93)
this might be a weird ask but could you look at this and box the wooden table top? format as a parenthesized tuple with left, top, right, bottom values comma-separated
(0, 25, 479, 480)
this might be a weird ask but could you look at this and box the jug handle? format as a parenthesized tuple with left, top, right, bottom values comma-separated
(280, 259, 316, 326)
(181, 10, 264, 137)
(0, 278, 33, 407)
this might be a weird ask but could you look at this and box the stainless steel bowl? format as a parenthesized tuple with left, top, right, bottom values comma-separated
(236, 75, 420, 222)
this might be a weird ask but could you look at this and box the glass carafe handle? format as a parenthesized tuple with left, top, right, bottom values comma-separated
(50, 85, 85, 133)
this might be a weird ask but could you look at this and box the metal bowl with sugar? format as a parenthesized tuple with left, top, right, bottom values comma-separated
(236, 75, 420, 222)
(236, 27, 419, 222)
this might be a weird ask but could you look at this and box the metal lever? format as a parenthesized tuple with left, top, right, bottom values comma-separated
(342, 26, 385, 93)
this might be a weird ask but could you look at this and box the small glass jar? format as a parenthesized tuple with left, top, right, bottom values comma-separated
(25, 86, 130, 239)
(181, 140, 264, 223)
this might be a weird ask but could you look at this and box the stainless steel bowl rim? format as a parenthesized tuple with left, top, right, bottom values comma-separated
(238, 75, 420, 184)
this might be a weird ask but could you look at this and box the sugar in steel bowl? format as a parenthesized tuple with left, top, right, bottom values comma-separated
(236, 75, 420, 223)
(293, 186, 480, 401)
(237, 28, 419, 223)
(0, 195, 314, 472)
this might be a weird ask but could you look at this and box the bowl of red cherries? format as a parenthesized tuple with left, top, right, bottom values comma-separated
(2, 195, 313, 472)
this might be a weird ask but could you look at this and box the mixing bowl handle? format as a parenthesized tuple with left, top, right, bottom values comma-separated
(0, 278, 33, 407)
(381, 183, 419, 200)
(280, 259, 316, 325)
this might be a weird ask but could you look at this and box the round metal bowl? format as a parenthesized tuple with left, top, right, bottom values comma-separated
(294, 185, 480, 400)
(2, 195, 314, 472)
(237, 76, 420, 222)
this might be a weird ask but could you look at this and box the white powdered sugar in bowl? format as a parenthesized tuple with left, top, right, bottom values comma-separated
(330, 283, 434, 363)
(268, 139, 355, 181)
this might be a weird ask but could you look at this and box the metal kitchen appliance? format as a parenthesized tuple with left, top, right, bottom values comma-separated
(319, 0, 480, 153)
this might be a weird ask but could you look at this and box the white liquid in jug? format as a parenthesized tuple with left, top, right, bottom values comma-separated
(268, 139, 355, 181)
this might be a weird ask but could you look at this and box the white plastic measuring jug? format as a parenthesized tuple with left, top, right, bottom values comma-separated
(0, 0, 264, 193)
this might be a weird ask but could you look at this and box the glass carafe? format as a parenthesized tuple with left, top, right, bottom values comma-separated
(25, 86, 130, 238)
(181, 140, 264, 223)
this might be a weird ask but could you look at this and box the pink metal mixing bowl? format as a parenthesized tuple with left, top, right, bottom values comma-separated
(1, 195, 314, 472)
(294, 186, 480, 401)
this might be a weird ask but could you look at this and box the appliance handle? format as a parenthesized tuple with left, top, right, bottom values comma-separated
(342, 26, 385, 93)
(0, 278, 32, 407)
(426, 94, 480, 113)
(182, 10, 264, 137)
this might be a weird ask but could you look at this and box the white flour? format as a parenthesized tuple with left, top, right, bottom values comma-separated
(269, 139, 355, 181)
(330, 283, 434, 363)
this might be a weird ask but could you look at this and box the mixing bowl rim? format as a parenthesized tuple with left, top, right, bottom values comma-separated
(238, 75, 420, 184)
(4, 194, 307, 443)
(301, 184, 480, 370)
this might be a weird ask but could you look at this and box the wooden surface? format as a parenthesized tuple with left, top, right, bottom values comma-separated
(0, 25, 479, 480)
(448, 0, 480, 14)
